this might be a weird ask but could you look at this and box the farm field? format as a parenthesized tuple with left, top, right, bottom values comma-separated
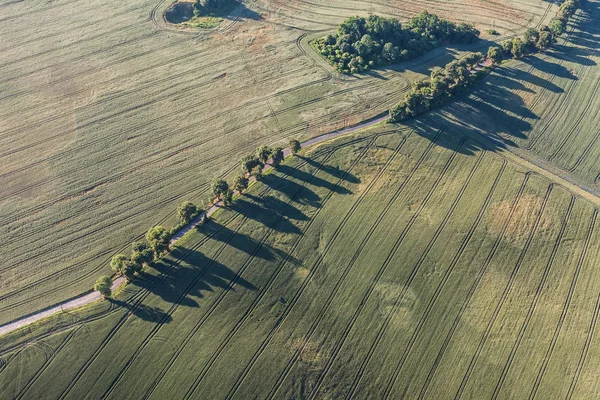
(2, 126, 600, 398)
(0, 0, 555, 324)
(444, 0, 600, 188)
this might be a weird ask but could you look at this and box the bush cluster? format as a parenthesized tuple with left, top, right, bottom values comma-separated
(389, 52, 487, 122)
(193, 0, 234, 17)
(312, 11, 480, 74)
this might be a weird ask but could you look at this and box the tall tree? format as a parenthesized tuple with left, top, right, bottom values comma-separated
(177, 201, 198, 224)
(146, 226, 172, 257)
(211, 179, 229, 200)
(271, 147, 284, 167)
(94, 276, 112, 298)
(289, 139, 302, 155)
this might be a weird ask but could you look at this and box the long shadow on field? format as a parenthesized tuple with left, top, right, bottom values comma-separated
(140, 246, 258, 308)
(224, 2, 262, 22)
(109, 300, 174, 323)
(273, 164, 356, 195)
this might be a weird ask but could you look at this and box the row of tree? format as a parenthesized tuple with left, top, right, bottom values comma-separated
(389, 52, 487, 122)
(389, 0, 581, 123)
(312, 11, 480, 74)
(94, 139, 304, 298)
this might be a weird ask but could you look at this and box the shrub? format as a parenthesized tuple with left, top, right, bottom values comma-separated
(94, 276, 112, 298)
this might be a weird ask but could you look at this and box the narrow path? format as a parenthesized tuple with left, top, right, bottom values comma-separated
(0, 114, 387, 337)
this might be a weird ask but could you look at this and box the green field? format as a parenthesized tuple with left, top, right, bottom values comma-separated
(0, 0, 555, 323)
(3, 124, 600, 398)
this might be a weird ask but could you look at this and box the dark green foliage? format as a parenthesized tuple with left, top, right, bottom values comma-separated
(132, 241, 150, 253)
(193, 0, 235, 17)
(487, 29, 500, 35)
(241, 154, 263, 175)
(211, 179, 229, 199)
(289, 139, 301, 154)
(536, 31, 555, 50)
(271, 147, 284, 167)
(524, 28, 540, 45)
(131, 248, 154, 267)
(94, 276, 112, 298)
(232, 175, 249, 194)
(110, 254, 129, 275)
(222, 189, 234, 205)
(550, 19, 565, 35)
(511, 37, 525, 58)
(146, 226, 172, 257)
(312, 11, 479, 74)
(252, 166, 263, 181)
(389, 52, 486, 122)
(177, 201, 198, 224)
(487, 46, 503, 64)
(256, 146, 272, 165)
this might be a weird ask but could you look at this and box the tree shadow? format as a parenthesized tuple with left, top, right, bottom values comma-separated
(223, 1, 262, 22)
(109, 299, 173, 323)
(268, 164, 355, 198)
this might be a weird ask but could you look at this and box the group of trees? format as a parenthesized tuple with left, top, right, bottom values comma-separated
(389, 52, 486, 122)
(312, 11, 480, 74)
(192, 0, 234, 17)
(389, 0, 580, 123)
(487, 0, 579, 64)
(94, 139, 304, 299)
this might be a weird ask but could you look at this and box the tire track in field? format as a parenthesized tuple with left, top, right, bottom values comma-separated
(528, 209, 597, 400)
(309, 148, 499, 400)
(0, 23, 152, 71)
(341, 136, 470, 400)
(98, 133, 353, 399)
(37, 140, 358, 399)
(0, 146, 338, 356)
(144, 131, 406, 400)
(379, 158, 507, 400)
(0, 0, 91, 23)
(548, 77, 600, 163)
(569, 128, 600, 173)
(263, 133, 430, 400)
(417, 173, 531, 399)
(0, 143, 337, 322)
(222, 130, 444, 400)
(565, 291, 600, 400)
(454, 183, 554, 399)
(490, 195, 576, 399)
(65, 139, 371, 400)
(13, 326, 81, 400)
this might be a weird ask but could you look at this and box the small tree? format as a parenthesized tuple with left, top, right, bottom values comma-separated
(177, 201, 197, 224)
(289, 139, 301, 155)
(252, 166, 263, 181)
(211, 179, 229, 200)
(256, 146, 272, 165)
(511, 38, 525, 58)
(487, 46, 503, 65)
(536, 31, 554, 50)
(110, 254, 129, 276)
(232, 175, 249, 194)
(222, 189, 234, 205)
(94, 276, 112, 298)
(146, 226, 172, 257)
(550, 19, 565, 36)
(523, 28, 539, 45)
(271, 147, 284, 167)
(241, 154, 262, 175)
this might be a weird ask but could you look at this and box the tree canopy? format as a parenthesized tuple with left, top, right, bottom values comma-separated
(94, 276, 112, 298)
(312, 11, 479, 74)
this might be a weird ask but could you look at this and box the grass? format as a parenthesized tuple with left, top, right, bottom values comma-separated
(2, 125, 600, 398)
(182, 16, 224, 28)
(0, 0, 549, 324)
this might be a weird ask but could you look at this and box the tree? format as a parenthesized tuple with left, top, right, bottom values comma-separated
(271, 147, 284, 167)
(252, 166, 263, 181)
(487, 46, 503, 64)
(211, 179, 229, 200)
(536, 31, 554, 50)
(289, 139, 301, 154)
(131, 248, 154, 267)
(94, 276, 112, 298)
(146, 226, 172, 256)
(110, 254, 129, 275)
(177, 201, 197, 224)
(232, 175, 249, 194)
(222, 189, 234, 205)
(511, 38, 525, 58)
(241, 154, 262, 175)
(502, 40, 513, 56)
(256, 146, 272, 165)
(523, 28, 539, 45)
(132, 241, 150, 253)
(550, 19, 565, 36)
